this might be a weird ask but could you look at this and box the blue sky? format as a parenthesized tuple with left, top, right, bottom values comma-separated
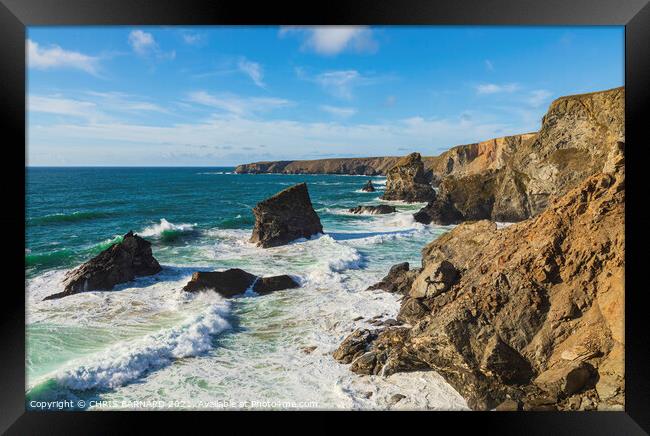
(27, 26, 624, 166)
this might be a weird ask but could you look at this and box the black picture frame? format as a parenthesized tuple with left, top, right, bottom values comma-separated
(2, 0, 648, 434)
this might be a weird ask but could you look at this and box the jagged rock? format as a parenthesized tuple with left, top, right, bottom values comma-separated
(414, 87, 624, 225)
(45, 231, 161, 300)
(183, 269, 300, 297)
(381, 153, 436, 203)
(409, 260, 458, 298)
(361, 180, 376, 192)
(348, 205, 396, 215)
(338, 158, 625, 410)
(388, 394, 406, 405)
(366, 262, 420, 294)
(250, 183, 323, 248)
(253, 275, 300, 294)
(495, 398, 521, 411)
(332, 329, 377, 364)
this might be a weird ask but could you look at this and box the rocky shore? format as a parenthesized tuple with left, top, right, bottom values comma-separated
(335, 140, 625, 411)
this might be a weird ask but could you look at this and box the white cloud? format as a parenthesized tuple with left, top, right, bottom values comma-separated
(27, 40, 100, 76)
(128, 30, 156, 55)
(485, 60, 494, 71)
(527, 89, 553, 108)
(181, 32, 203, 45)
(279, 26, 378, 56)
(320, 105, 357, 117)
(187, 91, 291, 116)
(128, 30, 175, 60)
(476, 83, 520, 95)
(28, 95, 98, 119)
(237, 58, 265, 88)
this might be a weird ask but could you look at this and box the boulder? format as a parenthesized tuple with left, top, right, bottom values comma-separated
(182, 269, 257, 297)
(361, 180, 376, 192)
(332, 329, 377, 364)
(348, 205, 396, 215)
(45, 231, 161, 300)
(250, 183, 323, 248)
(409, 260, 458, 298)
(366, 262, 420, 294)
(253, 275, 300, 294)
(183, 269, 300, 297)
(381, 153, 436, 203)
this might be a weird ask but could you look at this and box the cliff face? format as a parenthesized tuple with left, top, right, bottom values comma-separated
(416, 87, 624, 224)
(335, 142, 625, 410)
(235, 157, 405, 176)
(381, 153, 436, 202)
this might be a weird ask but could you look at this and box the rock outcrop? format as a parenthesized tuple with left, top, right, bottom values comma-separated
(365, 262, 420, 294)
(183, 268, 300, 297)
(235, 157, 404, 176)
(361, 180, 376, 192)
(348, 205, 396, 215)
(250, 183, 324, 248)
(45, 231, 162, 300)
(415, 87, 624, 224)
(336, 145, 625, 410)
(381, 153, 436, 203)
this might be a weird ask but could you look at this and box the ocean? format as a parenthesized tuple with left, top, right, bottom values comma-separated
(25, 167, 468, 410)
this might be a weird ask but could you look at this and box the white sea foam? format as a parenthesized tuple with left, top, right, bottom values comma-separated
(139, 218, 196, 238)
(33, 292, 230, 392)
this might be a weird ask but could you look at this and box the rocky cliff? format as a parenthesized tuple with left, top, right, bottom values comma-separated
(235, 157, 405, 176)
(416, 87, 624, 224)
(335, 141, 625, 410)
(381, 152, 436, 202)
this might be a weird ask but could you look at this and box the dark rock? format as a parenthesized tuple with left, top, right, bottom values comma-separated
(381, 153, 436, 203)
(302, 346, 318, 354)
(250, 183, 323, 248)
(45, 231, 161, 300)
(388, 394, 406, 405)
(253, 275, 300, 294)
(182, 268, 257, 297)
(183, 269, 300, 297)
(348, 205, 396, 215)
(534, 362, 593, 398)
(361, 180, 376, 192)
(366, 262, 421, 295)
(333, 329, 377, 364)
(397, 298, 430, 324)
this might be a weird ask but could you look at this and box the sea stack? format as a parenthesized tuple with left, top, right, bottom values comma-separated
(361, 180, 375, 192)
(381, 152, 435, 203)
(45, 231, 162, 300)
(250, 182, 324, 248)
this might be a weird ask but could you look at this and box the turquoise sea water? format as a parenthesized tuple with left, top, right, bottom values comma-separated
(25, 167, 467, 410)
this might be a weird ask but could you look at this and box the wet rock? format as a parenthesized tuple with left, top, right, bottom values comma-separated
(182, 269, 257, 297)
(388, 394, 406, 405)
(381, 152, 436, 203)
(250, 183, 323, 248)
(348, 205, 396, 215)
(333, 329, 377, 364)
(183, 269, 300, 297)
(253, 275, 300, 294)
(45, 231, 161, 300)
(361, 180, 376, 192)
(302, 346, 318, 354)
(366, 262, 421, 295)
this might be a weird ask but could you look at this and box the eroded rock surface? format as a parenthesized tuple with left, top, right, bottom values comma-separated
(45, 231, 162, 300)
(381, 153, 436, 203)
(361, 180, 376, 192)
(337, 149, 625, 410)
(183, 268, 300, 297)
(250, 183, 323, 248)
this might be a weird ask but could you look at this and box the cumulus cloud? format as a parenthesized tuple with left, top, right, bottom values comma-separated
(279, 26, 378, 56)
(187, 91, 291, 116)
(237, 58, 265, 87)
(27, 40, 100, 76)
(320, 105, 357, 117)
(475, 83, 520, 95)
